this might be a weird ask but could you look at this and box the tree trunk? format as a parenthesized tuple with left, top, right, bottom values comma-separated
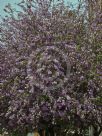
(89, 125, 94, 136)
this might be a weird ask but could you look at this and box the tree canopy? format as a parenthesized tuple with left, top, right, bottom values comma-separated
(0, 0, 102, 135)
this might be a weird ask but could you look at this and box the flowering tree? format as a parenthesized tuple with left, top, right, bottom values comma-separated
(0, 0, 102, 135)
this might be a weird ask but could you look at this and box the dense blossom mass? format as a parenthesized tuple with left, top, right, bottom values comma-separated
(0, 0, 102, 135)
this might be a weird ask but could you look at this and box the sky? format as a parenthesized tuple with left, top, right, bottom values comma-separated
(0, 0, 78, 18)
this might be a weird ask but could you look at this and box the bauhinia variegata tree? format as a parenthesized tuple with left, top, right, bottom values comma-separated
(0, 0, 102, 135)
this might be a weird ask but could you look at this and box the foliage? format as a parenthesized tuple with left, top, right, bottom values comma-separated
(0, 0, 102, 135)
